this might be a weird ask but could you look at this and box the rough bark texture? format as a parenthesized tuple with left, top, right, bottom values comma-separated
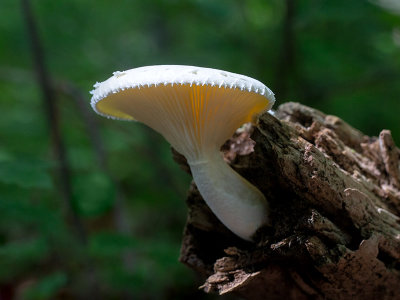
(173, 102, 400, 300)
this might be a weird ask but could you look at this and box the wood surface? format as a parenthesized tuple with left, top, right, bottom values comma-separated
(173, 102, 400, 300)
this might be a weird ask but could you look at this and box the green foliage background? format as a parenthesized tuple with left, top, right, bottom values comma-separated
(0, 0, 399, 299)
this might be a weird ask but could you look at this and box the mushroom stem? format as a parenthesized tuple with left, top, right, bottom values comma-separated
(90, 65, 276, 242)
(188, 151, 269, 241)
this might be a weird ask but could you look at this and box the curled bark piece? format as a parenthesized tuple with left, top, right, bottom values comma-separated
(379, 130, 400, 188)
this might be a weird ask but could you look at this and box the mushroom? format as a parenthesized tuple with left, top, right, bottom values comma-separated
(90, 65, 275, 241)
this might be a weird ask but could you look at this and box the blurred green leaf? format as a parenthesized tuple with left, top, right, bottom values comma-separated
(72, 172, 115, 217)
(0, 237, 48, 281)
(21, 271, 68, 300)
(0, 159, 52, 189)
(89, 231, 137, 257)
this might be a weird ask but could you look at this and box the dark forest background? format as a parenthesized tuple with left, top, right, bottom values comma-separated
(1, 0, 399, 299)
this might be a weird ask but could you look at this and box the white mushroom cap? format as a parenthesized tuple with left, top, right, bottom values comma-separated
(90, 65, 275, 163)
(91, 65, 276, 241)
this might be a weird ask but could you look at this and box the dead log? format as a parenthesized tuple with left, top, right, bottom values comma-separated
(173, 102, 400, 300)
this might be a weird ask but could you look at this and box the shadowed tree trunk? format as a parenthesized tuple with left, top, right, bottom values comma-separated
(173, 103, 400, 300)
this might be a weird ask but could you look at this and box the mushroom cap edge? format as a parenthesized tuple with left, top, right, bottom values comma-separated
(90, 65, 276, 121)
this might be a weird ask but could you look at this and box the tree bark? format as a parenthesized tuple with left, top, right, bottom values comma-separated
(173, 102, 400, 300)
